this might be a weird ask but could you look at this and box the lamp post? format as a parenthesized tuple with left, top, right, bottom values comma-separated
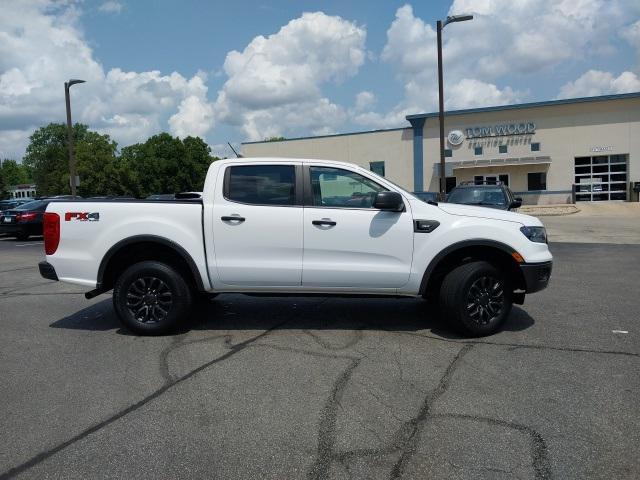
(64, 79, 85, 196)
(437, 14, 473, 200)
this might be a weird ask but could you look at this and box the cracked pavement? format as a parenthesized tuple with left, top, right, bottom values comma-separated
(0, 238, 638, 479)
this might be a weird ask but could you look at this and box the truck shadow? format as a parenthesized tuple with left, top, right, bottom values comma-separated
(49, 294, 536, 338)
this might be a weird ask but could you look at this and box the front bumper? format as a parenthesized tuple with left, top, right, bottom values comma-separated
(519, 261, 552, 293)
(39, 261, 58, 281)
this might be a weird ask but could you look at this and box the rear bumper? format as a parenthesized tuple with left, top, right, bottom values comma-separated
(519, 261, 552, 293)
(39, 261, 58, 281)
(0, 223, 41, 235)
(0, 225, 26, 235)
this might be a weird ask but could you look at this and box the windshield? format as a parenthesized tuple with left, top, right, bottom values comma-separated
(447, 187, 506, 206)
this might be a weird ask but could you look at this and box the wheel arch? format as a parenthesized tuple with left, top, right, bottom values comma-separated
(97, 235, 205, 293)
(419, 239, 526, 298)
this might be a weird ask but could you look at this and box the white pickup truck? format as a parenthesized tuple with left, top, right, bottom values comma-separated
(39, 158, 552, 336)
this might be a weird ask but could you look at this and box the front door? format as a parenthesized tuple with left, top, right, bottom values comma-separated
(212, 163, 303, 286)
(302, 165, 414, 289)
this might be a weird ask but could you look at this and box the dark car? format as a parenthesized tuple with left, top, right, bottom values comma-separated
(446, 181, 522, 210)
(0, 199, 50, 240)
(0, 198, 31, 213)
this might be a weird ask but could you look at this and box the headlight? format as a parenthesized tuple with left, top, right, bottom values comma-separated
(520, 226, 547, 243)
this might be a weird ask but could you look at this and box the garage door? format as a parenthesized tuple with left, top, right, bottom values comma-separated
(574, 154, 628, 201)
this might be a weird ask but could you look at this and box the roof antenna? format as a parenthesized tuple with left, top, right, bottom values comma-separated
(228, 142, 242, 158)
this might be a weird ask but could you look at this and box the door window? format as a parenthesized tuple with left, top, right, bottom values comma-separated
(309, 167, 386, 209)
(225, 165, 296, 206)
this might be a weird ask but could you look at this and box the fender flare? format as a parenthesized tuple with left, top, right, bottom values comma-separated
(418, 239, 518, 295)
(97, 234, 205, 291)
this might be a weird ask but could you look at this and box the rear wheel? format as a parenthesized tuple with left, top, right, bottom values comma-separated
(113, 260, 193, 335)
(439, 261, 512, 337)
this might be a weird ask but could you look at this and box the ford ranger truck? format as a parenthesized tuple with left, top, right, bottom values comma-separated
(39, 158, 552, 337)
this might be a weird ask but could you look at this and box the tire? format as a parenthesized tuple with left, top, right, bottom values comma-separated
(15, 232, 28, 241)
(113, 260, 193, 335)
(439, 261, 512, 337)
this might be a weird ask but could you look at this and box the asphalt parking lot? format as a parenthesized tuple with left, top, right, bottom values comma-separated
(0, 234, 639, 479)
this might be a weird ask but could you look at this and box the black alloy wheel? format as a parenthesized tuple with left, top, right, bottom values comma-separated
(440, 260, 513, 337)
(113, 261, 193, 335)
(466, 275, 505, 326)
(125, 276, 173, 324)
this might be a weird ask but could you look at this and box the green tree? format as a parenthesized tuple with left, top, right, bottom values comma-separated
(0, 165, 6, 200)
(23, 124, 217, 198)
(23, 123, 86, 196)
(0, 159, 32, 185)
(23, 123, 124, 197)
(74, 131, 123, 197)
(120, 134, 217, 197)
(265, 136, 286, 142)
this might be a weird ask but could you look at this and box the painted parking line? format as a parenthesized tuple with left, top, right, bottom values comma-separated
(15, 243, 44, 247)
(611, 330, 629, 334)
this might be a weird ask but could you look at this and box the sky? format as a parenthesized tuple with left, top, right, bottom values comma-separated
(1, 0, 639, 160)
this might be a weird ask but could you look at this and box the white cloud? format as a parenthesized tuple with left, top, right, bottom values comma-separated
(381, 5, 436, 76)
(214, 11, 366, 140)
(354, 1, 639, 130)
(557, 70, 640, 98)
(98, 1, 123, 14)
(446, 0, 632, 78)
(0, 0, 214, 158)
(353, 91, 376, 112)
(169, 89, 214, 139)
(446, 79, 525, 109)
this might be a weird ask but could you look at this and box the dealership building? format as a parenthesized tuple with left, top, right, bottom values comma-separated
(242, 92, 640, 204)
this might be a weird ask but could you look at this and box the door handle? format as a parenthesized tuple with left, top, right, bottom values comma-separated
(221, 216, 245, 222)
(312, 220, 336, 226)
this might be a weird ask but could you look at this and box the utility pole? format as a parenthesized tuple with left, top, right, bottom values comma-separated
(64, 79, 85, 196)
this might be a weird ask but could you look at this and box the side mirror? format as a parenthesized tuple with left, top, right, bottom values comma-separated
(373, 191, 404, 212)
(510, 197, 523, 209)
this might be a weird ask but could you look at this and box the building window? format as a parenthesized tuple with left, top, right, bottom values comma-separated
(531, 142, 540, 152)
(528, 172, 547, 191)
(474, 146, 483, 156)
(473, 175, 483, 185)
(369, 161, 385, 177)
(499, 145, 508, 154)
(444, 149, 452, 158)
(499, 174, 509, 186)
(445, 177, 456, 193)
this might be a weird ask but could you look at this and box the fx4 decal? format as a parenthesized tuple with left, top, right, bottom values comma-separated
(65, 212, 100, 222)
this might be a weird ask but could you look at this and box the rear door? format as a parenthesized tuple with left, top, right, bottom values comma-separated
(211, 162, 304, 286)
(301, 164, 414, 289)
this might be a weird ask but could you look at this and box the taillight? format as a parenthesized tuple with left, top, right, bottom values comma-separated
(43, 212, 60, 255)
(17, 212, 37, 222)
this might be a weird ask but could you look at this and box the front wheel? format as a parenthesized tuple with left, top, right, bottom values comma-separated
(113, 261, 193, 335)
(439, 261, 512, 337)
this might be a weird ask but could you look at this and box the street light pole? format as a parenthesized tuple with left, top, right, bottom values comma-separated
(437, 20, 446, 200)
(64, 79, 85, 196)
(436, 14, 473, 200)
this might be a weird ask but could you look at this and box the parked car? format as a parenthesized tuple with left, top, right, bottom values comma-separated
(412, 192, 439, 204)
(0, 199, 50, 240)
(446, 181, 522, 210)
(40, 158, 552, 337)
(0, 198, 31, 213)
